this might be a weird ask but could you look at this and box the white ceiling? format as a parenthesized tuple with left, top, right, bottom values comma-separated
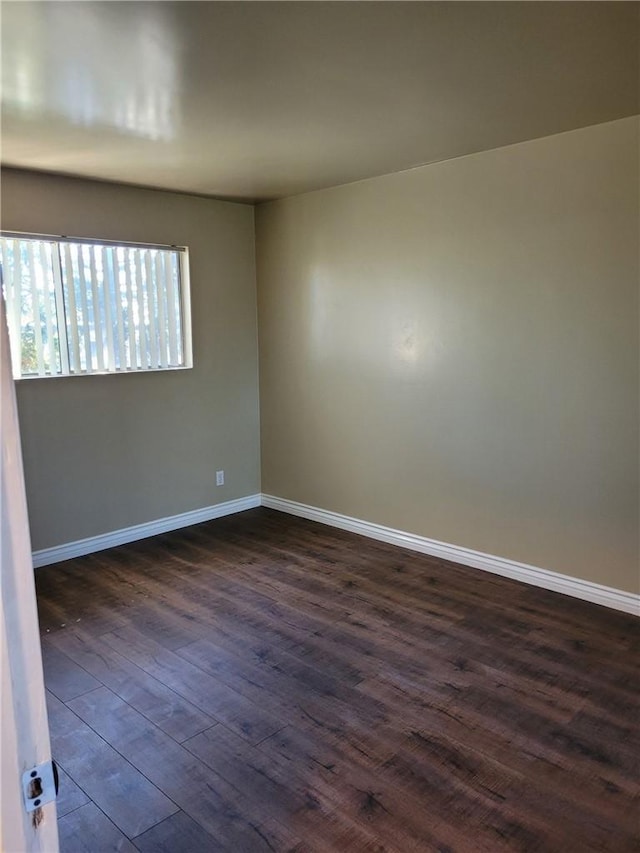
(1, 2, 638, 202)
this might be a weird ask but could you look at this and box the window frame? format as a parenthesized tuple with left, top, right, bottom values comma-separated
(0, 230, 193, 380)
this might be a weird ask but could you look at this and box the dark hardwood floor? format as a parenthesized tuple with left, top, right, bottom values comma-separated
(35, 507, 639, 852)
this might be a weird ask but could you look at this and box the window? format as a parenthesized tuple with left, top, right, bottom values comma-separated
(0, 233, 191, 379)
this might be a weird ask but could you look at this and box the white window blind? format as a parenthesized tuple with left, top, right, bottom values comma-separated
(0, 234, 191, 379)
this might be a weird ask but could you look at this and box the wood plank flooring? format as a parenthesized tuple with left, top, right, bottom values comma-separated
(35, 507, 639, 852)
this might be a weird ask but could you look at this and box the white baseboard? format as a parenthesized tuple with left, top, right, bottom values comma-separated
(32, 494, 262, 568)
(261, 494, 639, 616)
(32, 490, 639, 616)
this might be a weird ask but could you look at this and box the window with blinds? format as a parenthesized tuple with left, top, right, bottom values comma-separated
(0, 234, 191, 379)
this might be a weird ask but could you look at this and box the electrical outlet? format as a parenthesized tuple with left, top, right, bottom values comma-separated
(216, 470, 224, 486)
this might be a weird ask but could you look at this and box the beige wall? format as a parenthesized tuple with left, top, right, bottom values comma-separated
(256, 117, 639, 594)
(1, 169, 260, 551)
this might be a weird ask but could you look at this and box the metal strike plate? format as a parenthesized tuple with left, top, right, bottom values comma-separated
(22, 760, 57, 812)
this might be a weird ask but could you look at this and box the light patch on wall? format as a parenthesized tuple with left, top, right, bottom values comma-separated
(394, 320, 420, 365)
(308, 269, 440, 378)
(309, 267, 333, 362)
(390, 315, 439, 378)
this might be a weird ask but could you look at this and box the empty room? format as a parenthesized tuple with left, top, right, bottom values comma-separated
(1, 2, 638, 852)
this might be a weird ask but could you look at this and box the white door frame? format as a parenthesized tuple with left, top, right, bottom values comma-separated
(1, 297, 59, 852)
